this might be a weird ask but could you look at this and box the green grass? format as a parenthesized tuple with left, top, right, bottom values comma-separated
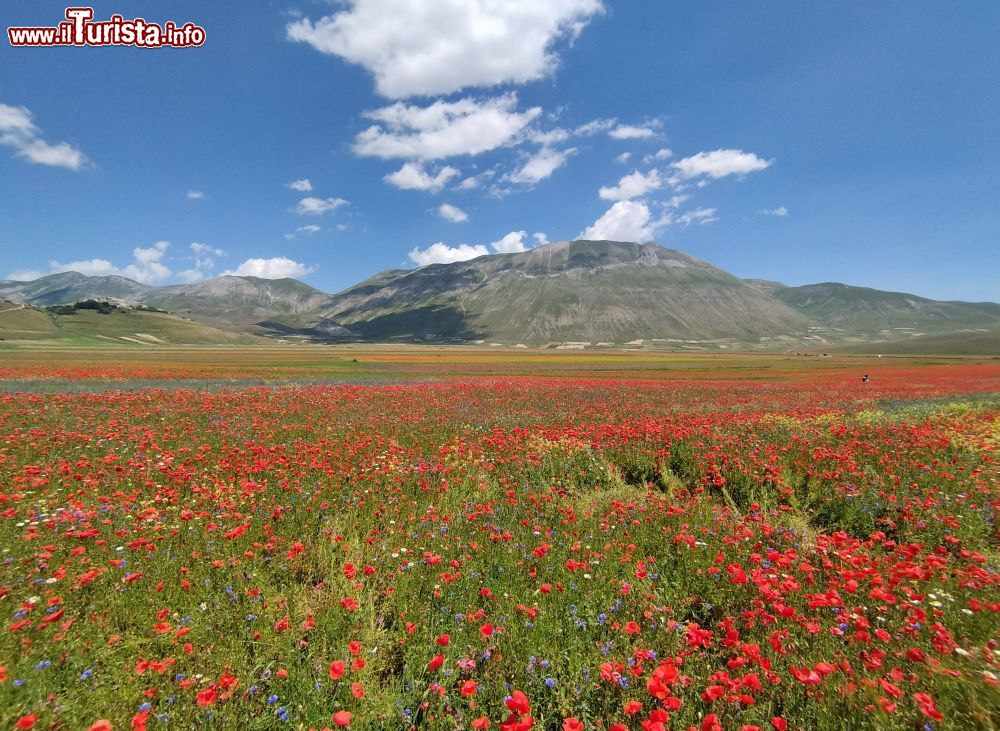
(0, 307, 262, 346)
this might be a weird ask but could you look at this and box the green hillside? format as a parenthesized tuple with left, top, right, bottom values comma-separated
(773, 282, 1000, 336)
(0, 302, 260, 346)
(838, 330, 1000, 355)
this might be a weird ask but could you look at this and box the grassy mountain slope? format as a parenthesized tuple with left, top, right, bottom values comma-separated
(838, 330, 1000, 355)
(773, 282, 1000, 336)
(0, 302, 258, 345)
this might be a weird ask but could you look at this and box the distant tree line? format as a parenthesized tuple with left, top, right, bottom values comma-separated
(46, 300, 165, 315)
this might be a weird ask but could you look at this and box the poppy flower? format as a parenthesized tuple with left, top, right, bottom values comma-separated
(196, 687, 217, 706)
(914, 692, 944, 721)
(329, 660, 346, 680)
(506, 689, 531, 714)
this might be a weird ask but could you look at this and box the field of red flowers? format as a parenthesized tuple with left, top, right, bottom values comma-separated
(0, 354, 997, 730)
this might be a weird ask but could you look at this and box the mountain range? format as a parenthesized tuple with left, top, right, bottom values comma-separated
(2, 240, 997, 352)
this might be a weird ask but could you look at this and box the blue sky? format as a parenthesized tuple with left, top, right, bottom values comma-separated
(1, 1, 998, 301)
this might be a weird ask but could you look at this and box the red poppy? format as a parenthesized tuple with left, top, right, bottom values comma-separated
(506, 689, 531, 714)
(914, 692, 944, 721)
(196, 687, 217, 706)
(329, 660, 346, 680)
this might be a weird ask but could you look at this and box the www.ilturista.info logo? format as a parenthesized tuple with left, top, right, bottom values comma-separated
(8, 7, 205, 48)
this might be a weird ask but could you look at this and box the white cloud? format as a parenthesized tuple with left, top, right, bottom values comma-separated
(438, 203, 469, 222)
(609, 123, 657, 140)
(419, 231, 548, 256)
(0, 103, 87, 170)
(179, 242, 226, 282)
(644, 148, 673, 163)
(294, 196, 349, 215)
(287, 178, 313, 192)
(190, 242, 226, 257)
(49, 258, 121, 278)
(355, 94, 541, 160)
(761, 206, 788, 217)
(178, 269, 206, 284)
(0, 104, 34, 137)
(677, 207, 718, 226)
(408, 242, 488, 266)
(580, 200, 657, 242)
(672, 149, 771, 179)
(491, 230, 529, 254)
(384, 162, 459, 192)
(122, 242, 172, 283)
(287, 0, 604, 99)
(289, 224, 323, 238)
(574, 118, 616, 136)
(527, 127, 571, 146)
(223, 257, 315, 279)
(598, 169, 661, 201)
(506, 146, 575, 185)
(48, 241, 173, 284)
(614, 152, 631, 164)
(5, 269, 44, 281)
(187, 190, 205, 200)
(17, 140, 87, 169)
(456, 170, 495, 190)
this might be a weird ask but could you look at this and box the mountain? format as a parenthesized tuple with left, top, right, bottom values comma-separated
(3, 241, 997, 350)
(771, 282, 1000, 338)
(145, 276, 332, 331)
(302, 241, 813, 344)
(0, 273, 332, 334)
(0, 271, 156, 305)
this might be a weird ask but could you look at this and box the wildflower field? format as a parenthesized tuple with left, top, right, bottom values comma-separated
(0, 349, 997, 730)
